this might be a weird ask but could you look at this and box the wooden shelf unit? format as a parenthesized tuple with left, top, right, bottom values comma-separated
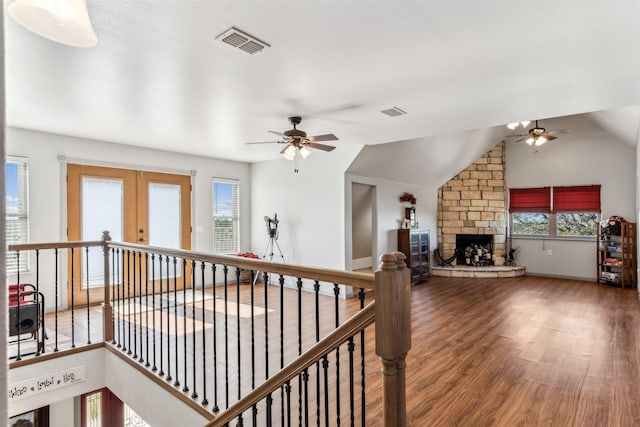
(597, 222, 637, 289)
(397, 228, 430, 285)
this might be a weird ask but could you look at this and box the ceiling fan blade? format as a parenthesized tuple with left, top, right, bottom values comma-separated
(512, 137, 529, 143)
(547, 129, 572, 135)
(268, 130, 286, 137)
(308, 133, 338, 142)
(307, 142, 336, 152)
(246, 141, 281, 145)
(546, 135, 558, 141)
(505, 134, 528, 138)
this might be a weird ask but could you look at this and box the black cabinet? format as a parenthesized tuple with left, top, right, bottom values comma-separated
(397, 228, 430, 284)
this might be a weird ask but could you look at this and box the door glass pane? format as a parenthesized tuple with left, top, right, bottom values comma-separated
(149, 183, 181, 276)
(82, 178, 123, 288)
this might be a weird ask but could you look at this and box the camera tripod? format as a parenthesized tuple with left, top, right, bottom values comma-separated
(262, 234, 286, 263)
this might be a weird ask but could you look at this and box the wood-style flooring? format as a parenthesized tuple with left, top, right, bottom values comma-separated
(18, 275, 640, 426)
(394, 275, 640, 427)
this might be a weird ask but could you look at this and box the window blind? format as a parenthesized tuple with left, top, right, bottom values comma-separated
(552, 185, 601, 213)
(212, 180, 239, 254)
(509, 187, 551, 213)
(6, 157, 30, 274)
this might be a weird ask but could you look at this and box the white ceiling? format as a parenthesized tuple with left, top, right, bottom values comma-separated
(5, 1, 640, 163)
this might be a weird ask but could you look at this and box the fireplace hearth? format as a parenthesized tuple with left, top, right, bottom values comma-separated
(456, 234, 494, 266)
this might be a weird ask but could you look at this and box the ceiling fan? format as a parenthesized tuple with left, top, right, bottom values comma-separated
(247, 116, 338, 172)
(507, 120, 571, 147)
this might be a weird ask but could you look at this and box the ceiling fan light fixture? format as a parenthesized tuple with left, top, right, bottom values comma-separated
(283, 144, 297, 161)
(525, 137, 535, 146)
(8, 0, 98, 47)
(299, 146, 311, 159)
(535, 136, 547, 146)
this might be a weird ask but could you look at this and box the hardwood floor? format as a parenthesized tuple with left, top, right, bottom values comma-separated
(394, 275, 640, 427)
(20, 275, 640, 426)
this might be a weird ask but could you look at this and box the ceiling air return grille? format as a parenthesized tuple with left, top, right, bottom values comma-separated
(381, 106, 407, 117)
(216, 27, 270, 54)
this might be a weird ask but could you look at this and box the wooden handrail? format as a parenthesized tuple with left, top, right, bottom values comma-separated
(7, 238, 374, 290)
(206, 302, 376, 426)
(8, 240, 104, 251)
(108, 241, 375, 290)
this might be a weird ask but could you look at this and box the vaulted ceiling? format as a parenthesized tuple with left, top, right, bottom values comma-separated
(5, 1, 640, 164)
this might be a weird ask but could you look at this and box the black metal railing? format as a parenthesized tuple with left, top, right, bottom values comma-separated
(7, 240, 105, 362)
(7, 235, 413, 427)
(107, 241, 374, 426)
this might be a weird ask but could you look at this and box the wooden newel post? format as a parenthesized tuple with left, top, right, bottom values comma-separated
(375, 252, 412, 427)
(102, 230, 113, 343)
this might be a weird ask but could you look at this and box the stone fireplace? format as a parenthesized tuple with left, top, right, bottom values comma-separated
(437, 142, 507, 266)
(456, 234, 493, 266)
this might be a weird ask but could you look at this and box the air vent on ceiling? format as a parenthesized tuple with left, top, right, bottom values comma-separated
(216, 27, 270, 54)
(381, 106, 407, 117)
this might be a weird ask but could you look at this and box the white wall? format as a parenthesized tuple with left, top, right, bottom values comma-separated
(7, 127, 251, 310)
(506, 126, 636, 280)
(345, 174, 437, 270)
(250, 146, 362, 271)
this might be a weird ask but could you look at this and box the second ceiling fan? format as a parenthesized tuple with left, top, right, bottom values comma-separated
(507, 120, 571, 146)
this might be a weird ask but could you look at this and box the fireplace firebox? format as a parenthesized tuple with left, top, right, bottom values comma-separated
(456, 234, 494, 266)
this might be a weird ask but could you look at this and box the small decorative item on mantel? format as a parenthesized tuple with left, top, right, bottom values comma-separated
(236, 252, 259, 283)
(400, 192, 417, 228)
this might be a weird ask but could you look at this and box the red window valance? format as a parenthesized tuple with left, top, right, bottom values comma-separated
(553, 185, 601, 213)
(509, 187, 551, 213)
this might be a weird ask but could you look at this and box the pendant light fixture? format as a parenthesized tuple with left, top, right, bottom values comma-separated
(8, 0, 98, 47)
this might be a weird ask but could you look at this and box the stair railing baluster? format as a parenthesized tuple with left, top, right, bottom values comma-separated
(117, 249, 122, 349)
(85, 246, 91, 345)
(251, 270, 257, 424)
(144, 252, 150, 367)
(151, 253, 157, 372)
(183, 258, 189, 393)
(53, 248, 59, 352)
(70, 247, 76, 348)
(191, 259, 198, 399)
(158, 255, 165, 378)
(264, 271, 272, 426)
(35, 249, 41, 355)
(165, 255, 172, 382)
(235, 267, 243, 426)
(359, 287, 366, 427)
(173, 257, 180, 387)
(348, 337, 355, 427)
(201, 261, 208, 406)
(223, 265, 229, 409)
(297, 277, 303, 426)
(279, 274, 285, 426)
(133, 251, 138, 360)
(126, 250, 132, 355)
(112, 248, 117, 346)
(15, 251, 22, 360)
(314, 281, 321, 426)
(333, 283, 341, 426)
(212, 264, 219, 413)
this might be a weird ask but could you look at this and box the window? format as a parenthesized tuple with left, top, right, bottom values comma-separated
(509, 185, 600, 238)
(6, 157, 29, 274)
(212, 179, 239, 253)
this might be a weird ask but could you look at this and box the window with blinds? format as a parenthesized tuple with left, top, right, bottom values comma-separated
(212, 179, 239, 253)
(509, 185, 600, 238)
(6, 157, 29, 274)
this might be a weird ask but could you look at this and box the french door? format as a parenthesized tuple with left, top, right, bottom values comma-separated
(67, 164, 191, 305)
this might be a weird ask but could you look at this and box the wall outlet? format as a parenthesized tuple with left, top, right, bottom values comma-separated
(547, 249, 552, 256)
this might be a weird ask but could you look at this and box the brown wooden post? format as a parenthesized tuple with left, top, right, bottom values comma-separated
(102, 230, 113, 342)
(375, 252, 412, 427)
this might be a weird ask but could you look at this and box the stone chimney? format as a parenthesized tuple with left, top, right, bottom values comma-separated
(437, 142, 507, 265)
